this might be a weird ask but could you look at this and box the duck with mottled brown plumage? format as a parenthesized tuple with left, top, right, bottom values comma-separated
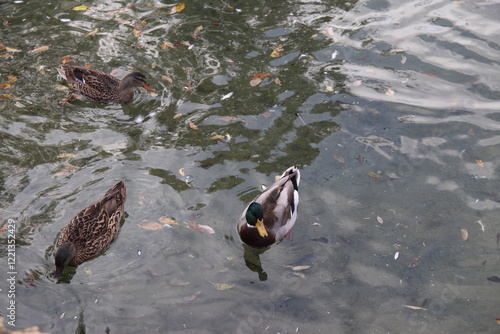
(58, 66, 155, 102)
(54, 181, 127, 276)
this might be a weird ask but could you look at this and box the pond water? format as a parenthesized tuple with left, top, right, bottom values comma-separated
(1, 0, 500, 333)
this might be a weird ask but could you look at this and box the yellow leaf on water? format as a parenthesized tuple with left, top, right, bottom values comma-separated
(137, 220, 164, 230)
(211, 135, 225, 141)
(73, 5, 90, 11)
(6, 74, 17, 83)
(214, 283, 235, 291)
(184, 291, 201, 301)
(30, 45, 49, 54)
(179, 168, 185, 176)
(133, 29, 142, 38)
(86, 28, 99, 37)
(171, 3, 186, 14)
(0, 94, 12, 100)
(367, 171, 382, 178)
(0, 83, 11, 89)
(83, 268, 93, 275)
(194, 25, 203, 34)
(56, 153, 75, 159)
(160, 42, 175, 49)
(55, 84, 70, 91)
(173, 113, 182, 120)
(475, 160, 483, 167)
(189, 122, 199, 130)
(270, 44, 284, 58)
(159, 217, 179, 225)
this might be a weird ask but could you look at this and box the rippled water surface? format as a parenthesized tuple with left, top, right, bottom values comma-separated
(2, 0, 500, 333)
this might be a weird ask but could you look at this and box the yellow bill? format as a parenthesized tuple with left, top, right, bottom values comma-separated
(255, 219, 268, 237)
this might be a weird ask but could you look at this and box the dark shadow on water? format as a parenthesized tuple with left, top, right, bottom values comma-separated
(242, 243, 269, 281)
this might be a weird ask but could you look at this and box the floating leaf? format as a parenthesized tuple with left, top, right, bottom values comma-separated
(310, 237, 328, 243)
(184, 291, 201, 301)
(56, 153, 75, 159)
(250, 78, 262, 87)
(193, 25, 203, 34)
(218, 116, 237, 122)
(171, 2, 186, 14)
(139, 194, 148, 207)
(189, 221, 215, 234)
(0, 83, 11, 89)
(159, 217, 179, 225)
(385, 172, 399, 179)
(461, 228, 468, 241)
(161, 75, 173, 83)
(55, 84, 70, 91)
(496, 316, 500, 325)
(160, 42, 175, 49)
(385, 88, 395, 96)
(377, 215, 384, 224)
(73, 5, 90, 11)
(251, 72, 271, 80)
(173, 113, 182, 120)
(475, 160, 483, 167)
(211, 134, 225, 141)
(0, 223, 8, 233)
(270, 44, 284, 58)
(29, 45, 49, 53)
(189, 121, 199, 130)
(0, 94, 12, 100)
(179, 168, 185, 176)
(401, 55, 407, 64)
(83, 268, 93, 275)
(292, 265, 310, 271)
(58, 54, 73, 64)
(5, 46, 21, 53)
(487, 276, 500, 283)
(367, 171, 382, 178)
(403, 305, 427, 311)
(333, 155, 345, 163)
(133, 29, 142, 38)
(275, 77, 281, 85)
(137, 220, 164, 230)
(86, 28, 99, 37)
(214, 283, 235, 291)
(6, 74, 17, 83)
(408, 256, 419, 268)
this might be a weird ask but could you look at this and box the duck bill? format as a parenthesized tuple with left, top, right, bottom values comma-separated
(143, 84, 156, 92)
(255, 219, 268, 238)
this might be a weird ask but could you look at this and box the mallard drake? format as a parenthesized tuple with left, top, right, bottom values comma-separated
(54, 181, 127, 276)
(57, 66, 155, 102)
(237, 166, 300, 248)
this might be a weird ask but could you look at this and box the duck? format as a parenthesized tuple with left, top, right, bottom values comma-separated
(54, 181, 127, 276)
(57, 66, 155, 102)
(237, 166, 300, 248)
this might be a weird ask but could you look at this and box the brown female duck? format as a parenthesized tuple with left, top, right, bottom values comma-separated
(54, 181, 127, 276)
(57, 66, 155, 102)
(237, 166, 300, 248)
